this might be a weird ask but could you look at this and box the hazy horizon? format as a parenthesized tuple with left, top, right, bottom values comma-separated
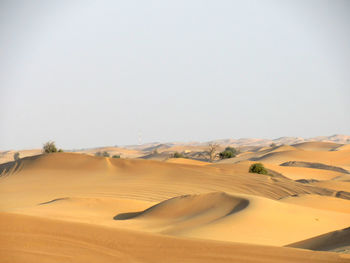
(1, 0, 349, 150)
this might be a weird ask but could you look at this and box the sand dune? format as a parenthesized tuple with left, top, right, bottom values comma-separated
(76, 146, 144, 158)
(111, 192, 350, 246)
(281, 194, 350, 214)
(255, 150, 350, 169)
(287, 227, 350, 254)
(166, 158, 210, 166)
(270, 144, 299, 152)
(2, 213, 348, 263)
(1, 152, 350, 262)
(114, 192, 249, 235)
(0, 149, 41, 165)
(280, 161, 349, 174)
(218, 143, 350, 172)
(264, 164, 347, 181)
(0, 153, 339, 210)
(334, 144, 350, 152)
(310, 181, 350, 193)
(292, 142, 342, 151)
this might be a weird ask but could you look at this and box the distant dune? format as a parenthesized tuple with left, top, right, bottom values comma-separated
(1, 134, 349, 165)
(280, 161, 349, 174)
(292, 142, 343, 151)
(166, 158, 210, 166)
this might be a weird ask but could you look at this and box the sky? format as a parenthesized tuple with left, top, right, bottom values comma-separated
(0, 0, 349, 150)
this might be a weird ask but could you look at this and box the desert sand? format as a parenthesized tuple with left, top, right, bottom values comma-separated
(1, 140, 350, 262)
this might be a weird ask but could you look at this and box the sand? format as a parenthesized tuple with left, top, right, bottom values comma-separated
(1, 149, 350, 262)
(2, 212, 349, 263)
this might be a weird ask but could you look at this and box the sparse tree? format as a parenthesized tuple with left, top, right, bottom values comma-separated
(270, 143, 277, 147)
(207, 143, 220, 162)
(43, 141, 58, 153)
(13, 152, 20, 161)
(112, 154, 120, 158)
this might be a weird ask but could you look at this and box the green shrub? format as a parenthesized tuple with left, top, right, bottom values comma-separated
(249, 163, 268, 175)
(95, 151, 110, 157)
(219, 147, 237, 159)
(13, 152, 20, 161)
(97, 151, 108, 157)
(112, 155, 120, 158)
(173, 152, 184, 158)
(43, 141, 58, 153)
(58, 149, 64, 152)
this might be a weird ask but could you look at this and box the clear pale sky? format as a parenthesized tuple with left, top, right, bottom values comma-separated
(1, 0, 349, 150)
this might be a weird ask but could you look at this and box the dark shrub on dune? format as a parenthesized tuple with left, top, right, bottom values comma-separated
(13, 152, 20, 161)
(43, 141, 58, 153)
(249, 163, 268, 175)
(95, 151, 110, 157)
(173, 152, 184, 158)
(219, 147, 237, 159)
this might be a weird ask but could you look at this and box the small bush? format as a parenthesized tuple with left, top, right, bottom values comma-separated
(219, 147, 237, 159)
(43, 141, 58, 153)
(249, 163, 268, 175)
(173, 152, 184, 158)
(95, 151, 110, 157)
(58, 149, 64, 152)
(13, 152, 20, 161)
(270, 143, 277, 147)
(112, 155, 120, 158)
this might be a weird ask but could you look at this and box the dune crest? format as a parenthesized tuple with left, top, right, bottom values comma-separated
(114, 192, 249, 226)
(287, 227, 350, 254)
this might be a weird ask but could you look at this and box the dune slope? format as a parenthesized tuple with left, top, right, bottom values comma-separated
(112, 192, 350, 246)
(1, 212, 349, 263)
(287, 227, 350, 254)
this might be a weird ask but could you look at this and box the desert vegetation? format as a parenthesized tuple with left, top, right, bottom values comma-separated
(249, 163, 268, 175)
(42, 141, 63, 153)
(173, 152, 184, 158)
(219, 147, 237, 159)
(206, 143, 220, 162)
(95, 151, 110, 157)
(43, 141, 58, 153)
(13, 152, 20, 161)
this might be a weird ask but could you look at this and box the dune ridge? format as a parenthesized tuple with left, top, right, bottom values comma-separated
(280, 161, 349, 174)
(287, 227, 350, 254)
